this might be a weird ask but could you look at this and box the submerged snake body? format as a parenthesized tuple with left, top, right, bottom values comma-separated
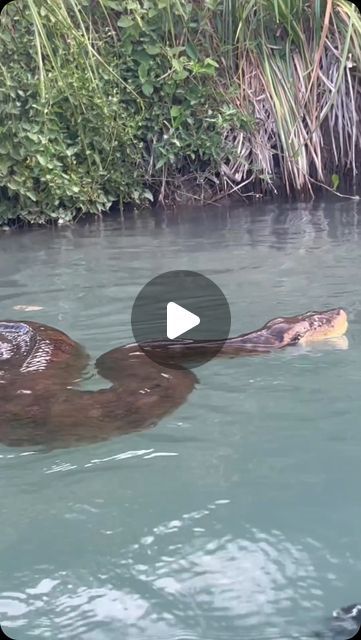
(0, 308, 347, 449)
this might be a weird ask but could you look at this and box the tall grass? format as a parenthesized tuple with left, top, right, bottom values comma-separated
(217, 0, 361, 196)
(0, 0, 360, 223)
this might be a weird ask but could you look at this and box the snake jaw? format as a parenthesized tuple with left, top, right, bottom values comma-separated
(298, 308, 348, 343)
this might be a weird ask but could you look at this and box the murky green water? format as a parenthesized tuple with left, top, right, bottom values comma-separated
(1, 199, 361, 639)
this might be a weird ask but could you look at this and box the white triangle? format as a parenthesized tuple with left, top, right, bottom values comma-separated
(167, 302, 200, 340)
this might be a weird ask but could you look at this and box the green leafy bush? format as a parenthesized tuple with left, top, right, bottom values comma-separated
(0, 0, 246, 222)
(0, 2, 145, 222)
(0, 0, 360, 223)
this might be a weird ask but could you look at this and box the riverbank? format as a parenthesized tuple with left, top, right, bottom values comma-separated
(0, 0, 360, 224)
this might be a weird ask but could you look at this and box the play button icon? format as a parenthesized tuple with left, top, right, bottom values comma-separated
(167, 302, 200, 339)
(131, 270, 231, 369)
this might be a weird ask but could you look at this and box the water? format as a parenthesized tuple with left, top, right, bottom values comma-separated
(1, 199, 361, 639)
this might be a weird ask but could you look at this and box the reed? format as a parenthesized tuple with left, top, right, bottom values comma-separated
(218, 0, 361, 196)
(0, 0, 360, 223)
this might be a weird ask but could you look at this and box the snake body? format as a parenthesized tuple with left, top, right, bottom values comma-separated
(0, 308, 347, 449)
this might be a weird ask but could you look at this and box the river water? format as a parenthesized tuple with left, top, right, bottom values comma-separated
(1, 199, 361, 639)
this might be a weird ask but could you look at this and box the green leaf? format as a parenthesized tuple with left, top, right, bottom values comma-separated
(172, 58, 182, 72)
(26, 132, 40, 142)
(0, 158, 12, 174)
(170, 105, 182, 117)
(103, 0, 123, 8)
(37, 155, 48, 166)
(133, 49, 152, 64)
(25, 190, 37, 202)
(331, 174, 340, 190)
(186, 42, 198, 60)
(117, 16, 134, 28)
(173, 69, 188, 80)
(7, 178, 21, 190)
(143, 189, 153, 201)
(204, 58, 219, 68)
(145, 44, 161, 55)
(141, 81, 154, 96)
(155, 156, 168, 169)
(138, 62, 149, 83)
(167, 46, 185, 56)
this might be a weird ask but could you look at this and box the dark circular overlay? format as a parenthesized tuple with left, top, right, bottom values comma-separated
(131, 270, 231, 369)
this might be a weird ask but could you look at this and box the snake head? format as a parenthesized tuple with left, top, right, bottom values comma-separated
(263, 308, 348, 347)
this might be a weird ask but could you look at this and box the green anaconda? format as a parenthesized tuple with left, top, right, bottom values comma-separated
(0, 308, 348, 449)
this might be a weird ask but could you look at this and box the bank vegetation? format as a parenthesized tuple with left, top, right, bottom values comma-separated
(0, 0, 360, 223)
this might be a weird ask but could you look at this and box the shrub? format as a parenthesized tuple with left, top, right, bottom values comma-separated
(0, 0, 360, 223)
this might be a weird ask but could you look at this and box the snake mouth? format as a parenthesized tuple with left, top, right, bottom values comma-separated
(259, 308, 348, 348)
(297, 308, 348, 343)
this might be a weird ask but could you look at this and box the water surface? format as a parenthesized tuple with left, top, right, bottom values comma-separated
(1, 199, 361, 639)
